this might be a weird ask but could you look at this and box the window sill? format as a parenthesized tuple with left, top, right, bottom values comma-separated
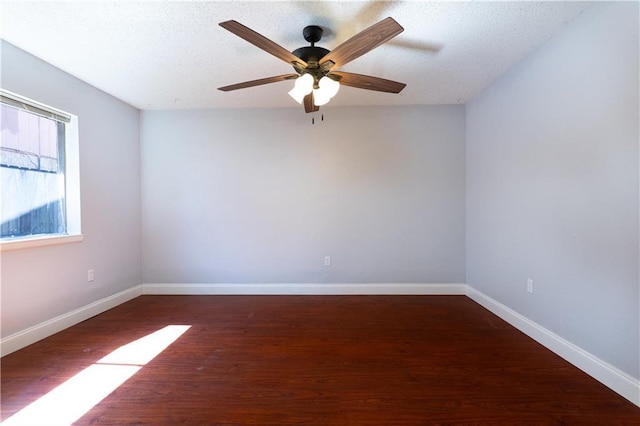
(0, 234, 84, 251)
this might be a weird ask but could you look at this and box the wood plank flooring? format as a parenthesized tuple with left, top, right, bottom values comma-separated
(2, 295, 639, 424)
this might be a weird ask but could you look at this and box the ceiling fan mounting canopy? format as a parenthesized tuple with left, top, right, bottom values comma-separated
(302, 25, 323, 44)
(218, 18, 407, 113)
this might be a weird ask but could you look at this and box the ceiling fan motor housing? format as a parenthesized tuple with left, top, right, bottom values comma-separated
(292, 46, 330, 66)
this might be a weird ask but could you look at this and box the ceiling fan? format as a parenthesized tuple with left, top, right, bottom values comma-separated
(218, 17, 407, 113)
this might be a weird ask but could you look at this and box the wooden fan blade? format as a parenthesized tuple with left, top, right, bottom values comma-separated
(220, 20, 308, 68)
(218, 74, 299, 92)
(331, 71, 406, 93)
(303, 93, 319, 114)
(319, 17, 403, 69)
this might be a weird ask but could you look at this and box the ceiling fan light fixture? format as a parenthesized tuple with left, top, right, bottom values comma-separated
(288, 73, 314, 104)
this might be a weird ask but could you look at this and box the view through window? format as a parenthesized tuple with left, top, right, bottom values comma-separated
(0, 90, 79, 242)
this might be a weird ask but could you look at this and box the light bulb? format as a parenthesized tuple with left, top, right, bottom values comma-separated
(288, 73, 314, 104)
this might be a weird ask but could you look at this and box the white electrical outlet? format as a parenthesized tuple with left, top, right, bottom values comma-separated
(324, 256, 331, 266)
(88, 269, 95, 282)
(527, 278, 534, 293)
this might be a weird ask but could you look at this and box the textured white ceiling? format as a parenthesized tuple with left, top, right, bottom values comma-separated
(0, 1, 591, 110)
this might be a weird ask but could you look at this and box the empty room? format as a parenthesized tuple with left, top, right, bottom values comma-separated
(1, 1, 639, 424)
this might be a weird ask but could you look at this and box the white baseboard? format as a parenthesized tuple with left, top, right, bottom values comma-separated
(466, 286, 640, 407)
(142, 282, 467, 295)
(0, 285, 143, 357)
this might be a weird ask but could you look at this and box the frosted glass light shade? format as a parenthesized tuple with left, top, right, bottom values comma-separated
(312, 89, 331, 106)
(319, 76, 340, 98)
(288, 73, 314, 104)
(313, 76, 340, 106)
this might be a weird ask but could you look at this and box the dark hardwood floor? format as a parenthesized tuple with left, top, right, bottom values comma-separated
(1, 295, 638, 424)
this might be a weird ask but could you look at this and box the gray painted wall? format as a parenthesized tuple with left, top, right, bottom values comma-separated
(466, 2, 639, 378)
(141, 106, 466, 284)
(0, 41, 141, 337)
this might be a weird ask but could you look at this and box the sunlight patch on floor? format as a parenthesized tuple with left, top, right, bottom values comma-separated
(1, 325, 191, 426)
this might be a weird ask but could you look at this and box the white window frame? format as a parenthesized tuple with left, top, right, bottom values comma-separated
(0, 89, 82, 251)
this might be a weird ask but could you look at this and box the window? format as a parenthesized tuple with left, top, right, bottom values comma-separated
(1, 89, 81, 248)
